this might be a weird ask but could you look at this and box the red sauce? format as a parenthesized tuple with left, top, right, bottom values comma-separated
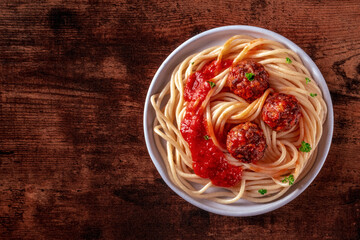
(180, 60, 243, 187)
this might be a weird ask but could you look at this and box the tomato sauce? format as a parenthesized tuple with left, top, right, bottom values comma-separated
(180, 60, 243, 187)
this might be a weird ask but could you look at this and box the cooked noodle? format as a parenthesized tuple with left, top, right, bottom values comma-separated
(151, 35, 327, 203)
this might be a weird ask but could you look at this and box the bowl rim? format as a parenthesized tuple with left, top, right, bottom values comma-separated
(143, 25, 334, 217)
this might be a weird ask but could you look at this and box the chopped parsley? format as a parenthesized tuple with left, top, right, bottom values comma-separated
(203, 135, 209, 140)
(305, 77, 311, 84)
(258, 189, 267, 195)
(207, 81, 216, 88)
(191, 62, 195, 65)
(281, 174, 295, 185)
(245, 72, 255, 81)
(299, 141, 312, 152)
(310, 93, 317, 97)
(286, 57, 292, 64)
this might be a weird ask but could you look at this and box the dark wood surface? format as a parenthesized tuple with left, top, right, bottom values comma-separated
(0, 0, 359, 239)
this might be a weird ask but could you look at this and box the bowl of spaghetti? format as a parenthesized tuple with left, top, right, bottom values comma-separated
(143, 25, 333, 216)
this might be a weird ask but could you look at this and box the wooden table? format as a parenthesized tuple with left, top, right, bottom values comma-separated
(1, 1, 359, 239)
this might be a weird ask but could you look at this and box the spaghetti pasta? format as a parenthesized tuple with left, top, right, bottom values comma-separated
(150, 35, 327, 204)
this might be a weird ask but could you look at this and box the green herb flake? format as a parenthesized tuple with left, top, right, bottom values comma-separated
(245, 72, 255, 81)
(305, 77, 311, 84)
(286, 57, 292, 64)
(191, 62, 195, 65)
(258, 189, 267, 195)
(299, 141, 312, 152)
(207, 81, 216, 88)
(310, 93, 317, 97)
(281, 174, 295, 186)
(288, 175, 294, 185)
(203, 135, 209, 140)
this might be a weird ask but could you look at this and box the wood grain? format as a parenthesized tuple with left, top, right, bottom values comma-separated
(0, 0, 359, 239)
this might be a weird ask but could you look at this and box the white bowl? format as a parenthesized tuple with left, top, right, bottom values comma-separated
(143, 25, 334, 216)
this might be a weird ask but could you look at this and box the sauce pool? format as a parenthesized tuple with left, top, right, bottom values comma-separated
(180, 60, 243, 187)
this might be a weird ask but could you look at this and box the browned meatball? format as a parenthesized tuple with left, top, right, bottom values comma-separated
(226, 122, 266, 163)
(262, 93, 302, 131)
(228, 60, 270, 102)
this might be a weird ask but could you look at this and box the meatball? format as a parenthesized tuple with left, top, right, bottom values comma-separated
(262, 93, 302, 131)
(228, 60, 270, 102)
(226, 122, 266, 163)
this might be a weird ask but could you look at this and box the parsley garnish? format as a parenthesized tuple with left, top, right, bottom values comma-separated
(245, 72, 255, 81)
(258, 189, 267, 195)
(310, 93, 317, 97)
(203, 135, 209, 140)
(286, 57, 292, 64)
(281, 174, 295, 185)
(207, 81, 216, 88)
(305, 77, 311, 84)
(299, 141, 311, 152)
(191, 62, 194, 65)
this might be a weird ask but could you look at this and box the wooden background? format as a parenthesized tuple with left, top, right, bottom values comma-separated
(0, 0, 359, 239)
